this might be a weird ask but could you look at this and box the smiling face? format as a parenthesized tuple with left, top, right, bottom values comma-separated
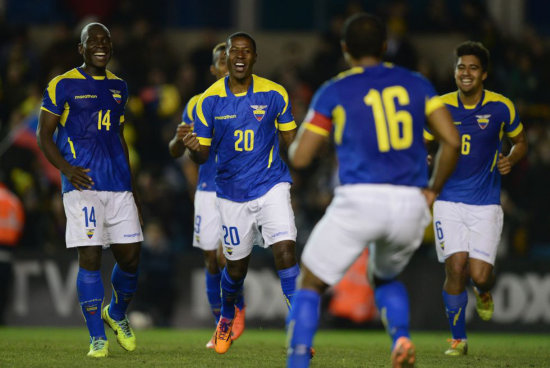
(455, 54, 487, 96)
(226, 36, 256, 82)
(78, 23, 112, 73)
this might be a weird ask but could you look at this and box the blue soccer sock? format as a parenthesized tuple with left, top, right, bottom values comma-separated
(108, 263, 138, 321)
(374, 279, 410, 348)
(442, 290, 468, 340)
(220, 267, 244, 320)
(277, 264, 300, 311)
(205, 270, 222, 323)
(235, 292, 245, 310)
(287, 289, 320, 368)
(77, 268, 106, 340)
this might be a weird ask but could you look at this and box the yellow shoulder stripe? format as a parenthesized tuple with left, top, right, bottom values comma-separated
(425, 96, 444, 116)
(196, 79, 227, 127)
(482, 90, 516, 124)
(334, 67, 364, 81)
(106, 70, 123, 80)
(186, 94, 201, 122)
(440, 91, 459, 107)
(252, 75, 291, 114)
(40, 106, 60, 116)
(47, 68, 85, 107)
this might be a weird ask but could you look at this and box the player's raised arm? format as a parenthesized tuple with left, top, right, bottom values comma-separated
(37, 109, 93, 190)
(425, 105, 460, 204)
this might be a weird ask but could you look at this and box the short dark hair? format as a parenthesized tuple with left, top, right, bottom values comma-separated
(455, 41, 490, 71)
(80, 22, 110, 44)
(341, 13, 386, 59)
(212, 42, 226, 64)
(227, 32, 256, 53)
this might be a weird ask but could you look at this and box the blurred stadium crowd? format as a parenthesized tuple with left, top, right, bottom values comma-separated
(1, 0, 550, 273)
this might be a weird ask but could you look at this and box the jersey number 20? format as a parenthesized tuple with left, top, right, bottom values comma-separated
(364, 86, 413, 152)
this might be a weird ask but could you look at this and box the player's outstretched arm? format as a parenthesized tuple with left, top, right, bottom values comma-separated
(288, 124, 327, 169)
(425, 106, 460, 205)
(169, 123, 193, 158)
(36, 109, 94, 191)
(497, 130, 527, 175)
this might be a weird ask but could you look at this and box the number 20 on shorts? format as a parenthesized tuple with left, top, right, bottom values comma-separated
(222, 225, 240, 246)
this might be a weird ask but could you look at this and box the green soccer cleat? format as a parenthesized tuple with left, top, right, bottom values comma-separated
(102, 305, 136, 351)
(473, 286, 494, 321)
(445, 338, 468, 356)
(87, 337, 109, 358)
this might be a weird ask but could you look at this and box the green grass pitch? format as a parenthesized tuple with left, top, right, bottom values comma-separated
(1, 327, 549, 367)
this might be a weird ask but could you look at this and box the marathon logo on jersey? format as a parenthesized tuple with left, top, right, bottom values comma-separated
(251, 105, 268, 121)
(476, 114, 491, 129)
(110, 89, 122, 104)
(86, 229, 95, 239)
(74, 94, 97, 99)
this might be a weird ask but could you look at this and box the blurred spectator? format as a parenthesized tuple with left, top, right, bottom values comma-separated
(0, 172, 25, 325)
(132, 219, 176, 327)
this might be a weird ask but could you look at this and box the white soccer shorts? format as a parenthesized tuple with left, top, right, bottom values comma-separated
(433, 200, 503, 265)
(216, 182, 296, 261)
(302, 184, 431, 286)
(63, 190, 143, 248)
(193, 190, 222, 251)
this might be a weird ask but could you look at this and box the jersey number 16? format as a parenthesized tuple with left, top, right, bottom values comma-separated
(364, 86, 413, 152)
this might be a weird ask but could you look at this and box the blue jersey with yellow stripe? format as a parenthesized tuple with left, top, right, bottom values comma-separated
(41, 67, 131, 193)
(304, 63, 443, 187)
(194, 74, 296, 202)
(182, 93, 216, 192)
(424, 90, 523, 205)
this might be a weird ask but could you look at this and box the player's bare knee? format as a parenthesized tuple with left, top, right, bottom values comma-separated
(470, 268, 494, 289)
(299, 265, 327, 294)
(77, 246, 101, 270)
(204, 250, 219, 273)
(272, 240, 297, 269)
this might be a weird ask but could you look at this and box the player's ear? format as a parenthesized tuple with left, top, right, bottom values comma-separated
(482, 71, 488, 81)
(340, 40, 348, 55)
(78, 43, 84, 56)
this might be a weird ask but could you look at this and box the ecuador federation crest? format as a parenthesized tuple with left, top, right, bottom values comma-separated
(86, 229, 95, 239)
(110, 89, 122, 104)
(250, 105, 268, 121)
(476, 114, 491, 129)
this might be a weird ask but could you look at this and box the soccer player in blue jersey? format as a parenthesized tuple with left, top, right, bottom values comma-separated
(285, 13, 461, 368)
(169, 42, 246, 348)
(424, 41, 528, 356)
(182, 32, 301, 355)
(37, 23, 142, 358)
